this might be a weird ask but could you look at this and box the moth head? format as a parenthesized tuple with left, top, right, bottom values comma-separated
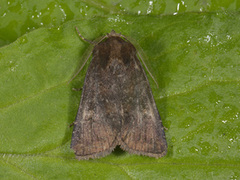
(107, 30, 122, 38)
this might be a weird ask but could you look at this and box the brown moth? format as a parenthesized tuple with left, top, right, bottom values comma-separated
(71, 28, 167, 160)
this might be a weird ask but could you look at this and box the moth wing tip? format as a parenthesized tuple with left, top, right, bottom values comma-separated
(73, 144, 117, 160)
(119, 142, 167, 158)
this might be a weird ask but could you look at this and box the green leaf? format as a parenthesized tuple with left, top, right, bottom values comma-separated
(1, 0, 239, 46)
(1, 1, 240, 179)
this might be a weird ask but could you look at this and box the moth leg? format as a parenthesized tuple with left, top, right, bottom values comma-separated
(69, 122, 74, 127)
(72, 87, 83, 91)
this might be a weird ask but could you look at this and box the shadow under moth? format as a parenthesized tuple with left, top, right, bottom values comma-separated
(71, 27, 167, 160)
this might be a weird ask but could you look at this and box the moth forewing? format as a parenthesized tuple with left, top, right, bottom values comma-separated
(71, 28, 167, 159)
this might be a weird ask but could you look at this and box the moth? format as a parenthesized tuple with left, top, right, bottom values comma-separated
(71, 28, 167, 160)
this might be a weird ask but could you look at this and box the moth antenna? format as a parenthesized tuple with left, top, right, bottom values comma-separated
(116, 33, 159, 88)
(68, 27, 95, 84)
(68, 50, 92, 84)
(69, 27, 107, 84)
(137, 52, 159, 89)
(75, 26, 95, 45)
